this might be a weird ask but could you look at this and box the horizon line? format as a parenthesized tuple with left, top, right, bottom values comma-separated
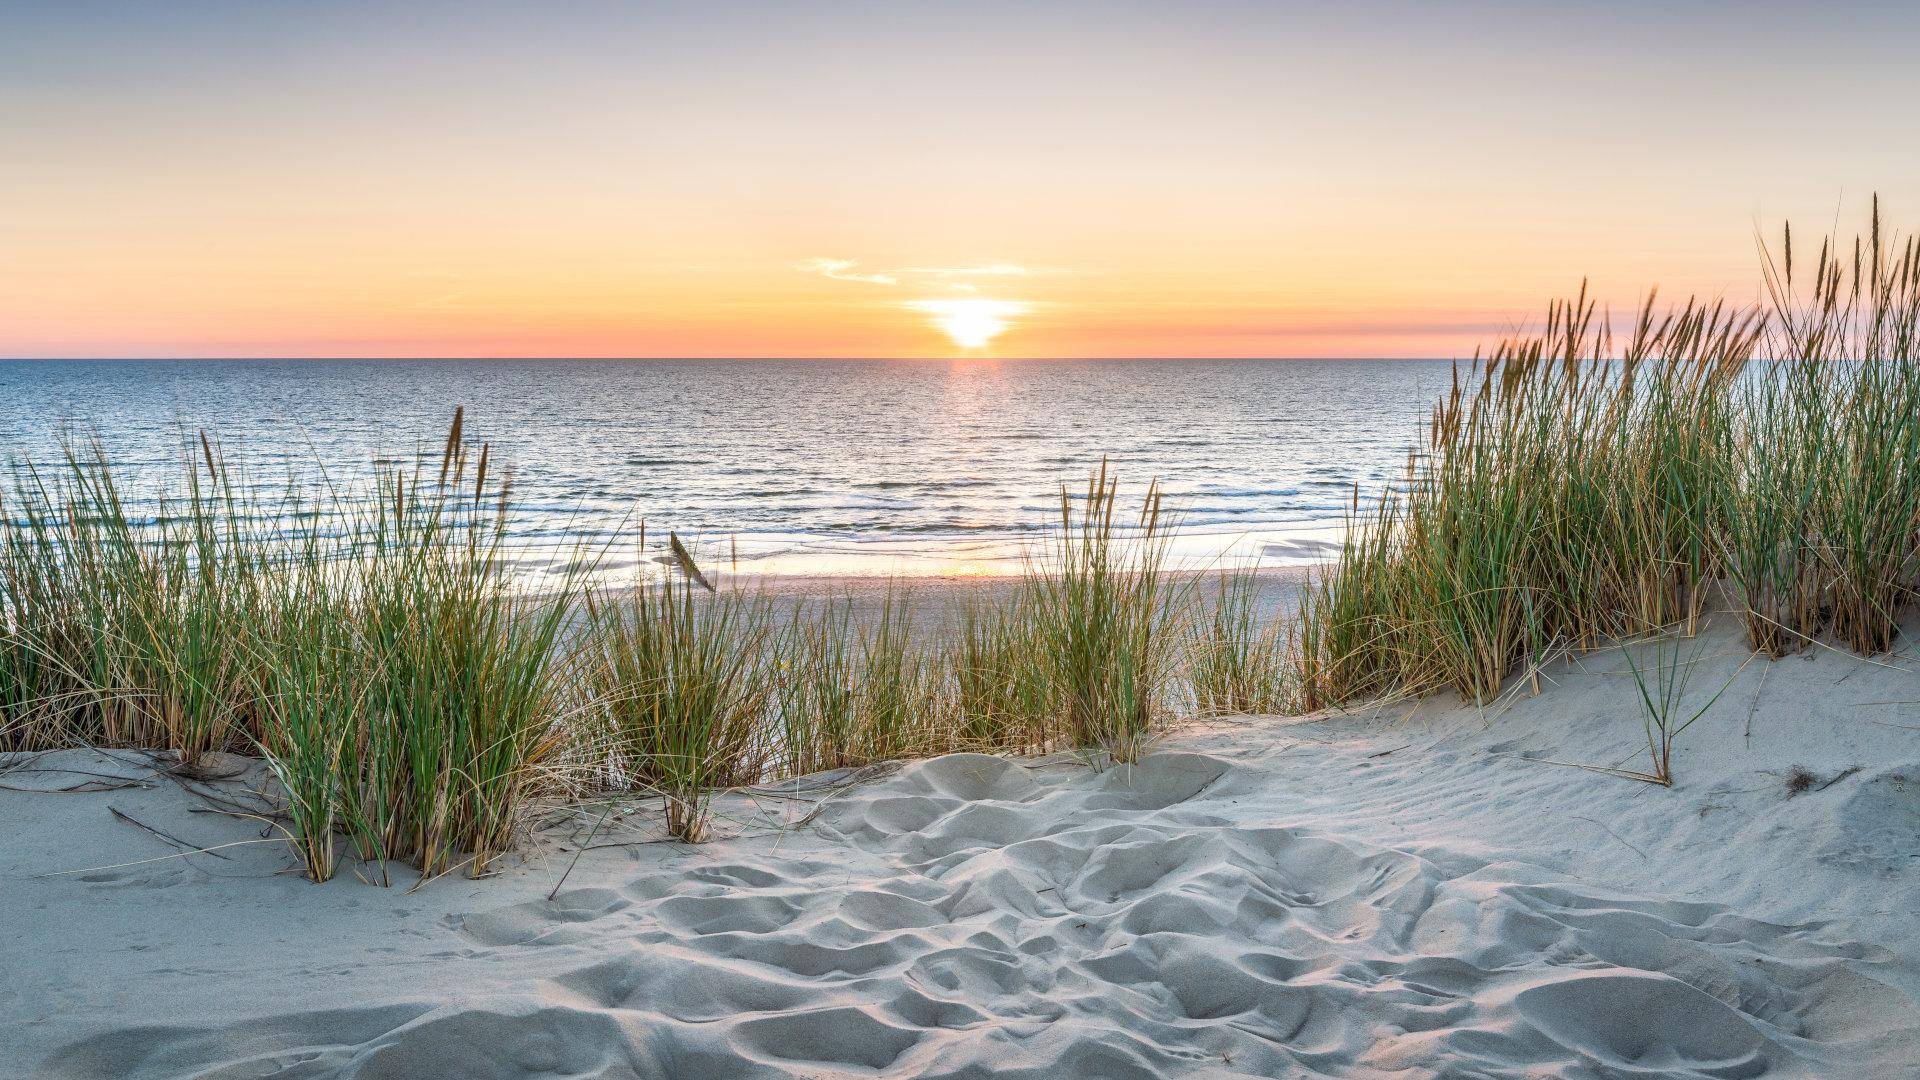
(0, 355, 1459, 363)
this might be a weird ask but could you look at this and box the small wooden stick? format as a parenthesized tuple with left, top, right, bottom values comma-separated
(109, 806, 232, 860)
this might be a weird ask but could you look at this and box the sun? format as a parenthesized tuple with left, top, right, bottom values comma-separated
(911, 299, 1024, 350)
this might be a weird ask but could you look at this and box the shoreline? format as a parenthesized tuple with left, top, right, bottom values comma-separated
(710, 561, 1315, 603)
(522, 521, 1349, 590)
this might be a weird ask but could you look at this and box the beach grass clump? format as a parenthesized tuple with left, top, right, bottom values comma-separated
(1762, 200, 1920, 655)
(1025, 464, 1187, 762)
(853, 590, 949, 760)
(252, 528, 367, 882)
(1299, 200, 1920, 710)
(713, 467, 1201, 782)
(247, 415, 596, 880)
(343, 420, 591, 879)
(0, 436, 276, 764)
(1717, 356, 1830, 655)
(0, 468, 89, 751)
(772, 599, 864, 776)
(1818, 358, 1920, 654)
(1297, 489, 1406, 710)
(0, 410, 598, 882)
(772, 591, 944, 775)
(1298, 303, 1761, 707)
(1189, 568, 1296, 716)
(945, 593, 1056, 752)
(143, 435, 276, 769)
(577, 576, 776, 843)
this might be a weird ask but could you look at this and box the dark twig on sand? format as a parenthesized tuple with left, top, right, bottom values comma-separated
(1814, 765, 1863, 792)
(109, 806, 232, 860)
(0, 777, 147, 793)
(548, 800, 620, 901)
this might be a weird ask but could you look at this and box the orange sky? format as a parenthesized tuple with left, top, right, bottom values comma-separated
(4, 3, 1918, 359)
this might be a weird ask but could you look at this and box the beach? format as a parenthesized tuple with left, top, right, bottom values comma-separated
(12, 2, 1920, 1075)
(8, 615, 1916, 1078)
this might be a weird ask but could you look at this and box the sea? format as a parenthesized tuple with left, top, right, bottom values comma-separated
(0, 359, 1453, 579)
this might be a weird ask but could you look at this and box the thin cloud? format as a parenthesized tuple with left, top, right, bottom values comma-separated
(794, 257, 898, 286)
(796, 259, 1045, 286)
(901, 263, 1031, 277)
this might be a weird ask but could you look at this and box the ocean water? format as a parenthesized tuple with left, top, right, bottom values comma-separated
(0, 359, 1452, 578)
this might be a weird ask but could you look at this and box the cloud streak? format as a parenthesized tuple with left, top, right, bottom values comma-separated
(793, 258, 898, 286)
(796, 259, 1038, 287)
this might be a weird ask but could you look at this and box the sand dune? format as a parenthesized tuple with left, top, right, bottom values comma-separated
(7, 622, 1918, 1077)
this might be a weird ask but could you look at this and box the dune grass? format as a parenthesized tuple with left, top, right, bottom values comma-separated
(1191, 568, 1298, 717)
(1, 413, 594, 881)
(771, 598, 902, 776)
(0, 437, 276, 763)
(1026, 464, 1189, 763)
(947, 592, 1056, 754)
(1298, 201, 1920, 710)
(1, 419, 1236, 875)
(345, 432, 591, 880)
(578, 575, 775, 843)
(10, 203, 1920, 875)
(1298, 293, 1759, 707)
(1617, 628, 1739, 787)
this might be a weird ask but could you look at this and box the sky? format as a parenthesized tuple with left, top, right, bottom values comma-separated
(3, 1, 1918, 359)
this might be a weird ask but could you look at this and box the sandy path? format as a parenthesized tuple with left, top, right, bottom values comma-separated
(5, 621, 1916, 1077)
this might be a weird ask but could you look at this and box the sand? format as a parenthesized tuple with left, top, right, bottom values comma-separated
(4, 619, 1917, 1078)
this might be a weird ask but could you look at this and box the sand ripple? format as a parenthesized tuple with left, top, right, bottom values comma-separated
(36, 752, 1917, 1078)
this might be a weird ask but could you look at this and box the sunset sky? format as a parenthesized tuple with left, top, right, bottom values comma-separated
(5, 1, 1919, 359)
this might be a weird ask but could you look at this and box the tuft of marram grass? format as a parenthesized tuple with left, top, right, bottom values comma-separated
(1189, 568, 1298, 717)
(578, 576, 775, 843)
(1299, 198, 1920, 711)
(0, 435, 277, 764)
(1025, 462, 1190, 763)
(1617, 626, 1739, 787)
(344, 428, 593, 880)
(945, 592, 1055, 754)
(1, 412, 596, 882)
(769, 589, 949, 777)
